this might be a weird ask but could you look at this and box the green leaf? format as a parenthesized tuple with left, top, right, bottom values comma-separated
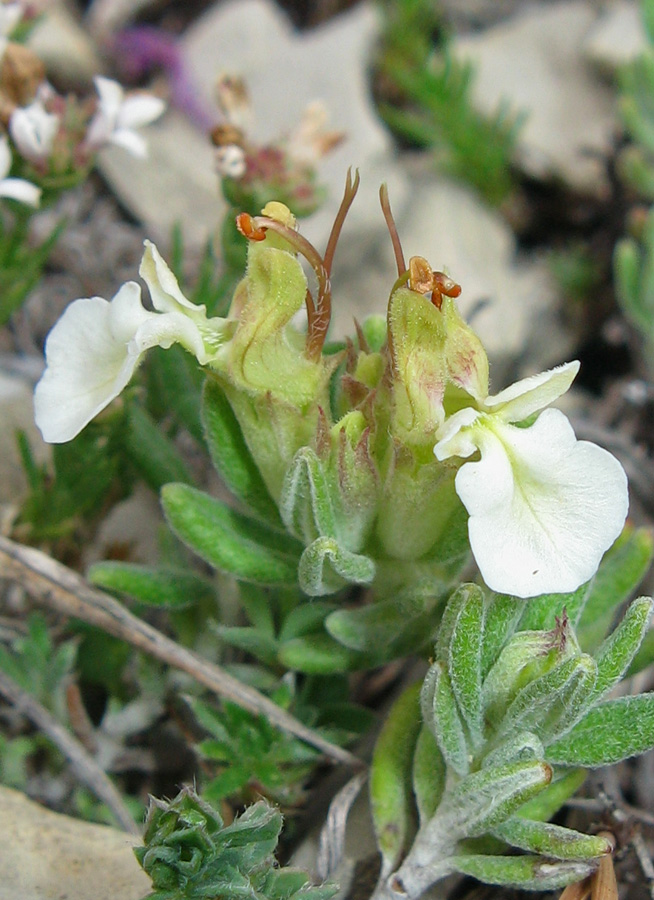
(493, 817, 611, 860)
(577, 526, 654, 650)
(162, 483, 301, 585)
(547, 694, 654, 766)
(518, 581, 590, 632)
(213, 625, 279, 667)
(202, 379, 281, 524)
(146, 343, 204, 445)
(480, 592, 523, 679)
(370, 682, 422, 876)
(298, 537, 375, 597)
(325, 589, 444, 654)
(515, 769, 587, 822)
(278, 601, 336, 642)
(278, 634, 365, 674)
(592, 596, 653, 700)
(447, 584, 484, 746)
(280, 447, 337, 544)
(124, 403, 194, 490)
(434, 760, 552, 839)
(450, 854, 593, 890)
(420, 662, 469, 776)
(497, 654, 597, 746)
(88, 561, 214, 609)
(412, 725, 445, 825)
(481, 732, 544, 771)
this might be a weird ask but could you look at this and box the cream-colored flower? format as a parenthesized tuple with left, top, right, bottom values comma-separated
(34, 241, 231, 443)
(434, 362, 629, 598)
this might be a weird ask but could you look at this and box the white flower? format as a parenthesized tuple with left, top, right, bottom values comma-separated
(85, 76, 165, 159)
(434, 362, 629, 598)
(0, 135, 40, 206)
(34, 241, 231, 443)
(9, 97, 60, 163)
(214, 143, 246, 179)
(0, 1, 23, 37)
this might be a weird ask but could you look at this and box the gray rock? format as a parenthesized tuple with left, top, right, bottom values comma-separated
(455, 1, 618, 195)
(583, 1, 646, 76)
(0, 785, 149, 900)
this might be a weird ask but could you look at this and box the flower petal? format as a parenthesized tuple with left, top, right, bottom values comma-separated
(10, 101, 60, 162)
(108, 127, 148, 159)
(34, 282, 150, 443)
(453, 408, 628, 598)
(0, 176, 41, 207)
(117, 93, 166, 130)
(483, 361, 580, 423)
(139, 240, 206, 315)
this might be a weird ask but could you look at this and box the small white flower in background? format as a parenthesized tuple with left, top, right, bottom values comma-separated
(286, 100, 344, 165)
(9, 96, 60, 163)
(434, 361, 629, 599)
(34, 241, 232, 443)
(0, 135, 40, 206)
(0, 1, 23, 37)
(214, 143, 246, 179)
(85, 76, 165, 159)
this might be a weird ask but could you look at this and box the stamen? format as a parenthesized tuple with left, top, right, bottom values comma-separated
(379, 183, 406, 278)
(236, 212, 266, 241)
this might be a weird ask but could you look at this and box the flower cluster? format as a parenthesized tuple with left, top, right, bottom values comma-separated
(34, 175, 628, 600)
(211, 73, 344, 217)
(0, 3, 165, 205)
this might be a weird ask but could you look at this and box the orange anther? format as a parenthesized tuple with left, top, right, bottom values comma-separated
(236, 212, 267, 241)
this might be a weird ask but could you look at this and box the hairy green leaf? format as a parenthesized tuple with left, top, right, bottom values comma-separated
(547, 694, 654, 766)
(162, 483, 301, 585)
(450, 854, 594, 890)
(370, 682, 422, 876)
(412, 725, 445, 824)
(88, 561, 214, 609)
(202, 379, 281, 524)
(421, 662, 469, 776)
(493, 817, 611, 860)
(298, 537, 375, 597)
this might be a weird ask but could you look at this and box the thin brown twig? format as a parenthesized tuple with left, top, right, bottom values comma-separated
(0, 535, 363, 769)
(0, 667, 140, 834)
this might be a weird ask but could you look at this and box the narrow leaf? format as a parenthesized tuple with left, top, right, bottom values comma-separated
(577, 526, 654, 650)
(516, 769, 587, 822)
(162, 483, 301, 585)
(280, 447, 337, 544)
(592, 596, 653, 700)
(412, 725, 445, 824)
(124, 404, 194, 491)
(298, 537, 375, 597)
(202, 379, 281, 524)
(493, 817, 611, 860)
(433, 760, 552, 840)
(88, 561, 214, 609)
(278, 634, 364, 674)
(448, 584, 484, 746)
(450, 854, 594, 890)
(420, 662, 469, 776)
(370, 682, 422, 876)
(481, 592, 523, 678)
(547, 694, 654, 766)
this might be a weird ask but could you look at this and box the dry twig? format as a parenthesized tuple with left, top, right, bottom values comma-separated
(0, 535, 362, 769)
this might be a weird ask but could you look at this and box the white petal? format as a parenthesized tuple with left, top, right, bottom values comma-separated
(484, 361, 580, 423)
(130, 310, 208, 363)
(0, 176, 41, 206)
(0, 135, 12, 178)
(10, 102, 60, 162)
(108, 128, 148, 159)
(93, 76, 124, 119)
(139, 240, 206, 316)
(34, 283, 151, 443)
(434, 407, 481, 460)
(117, 93, 166, 130)
(453, 408, 628, 598)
